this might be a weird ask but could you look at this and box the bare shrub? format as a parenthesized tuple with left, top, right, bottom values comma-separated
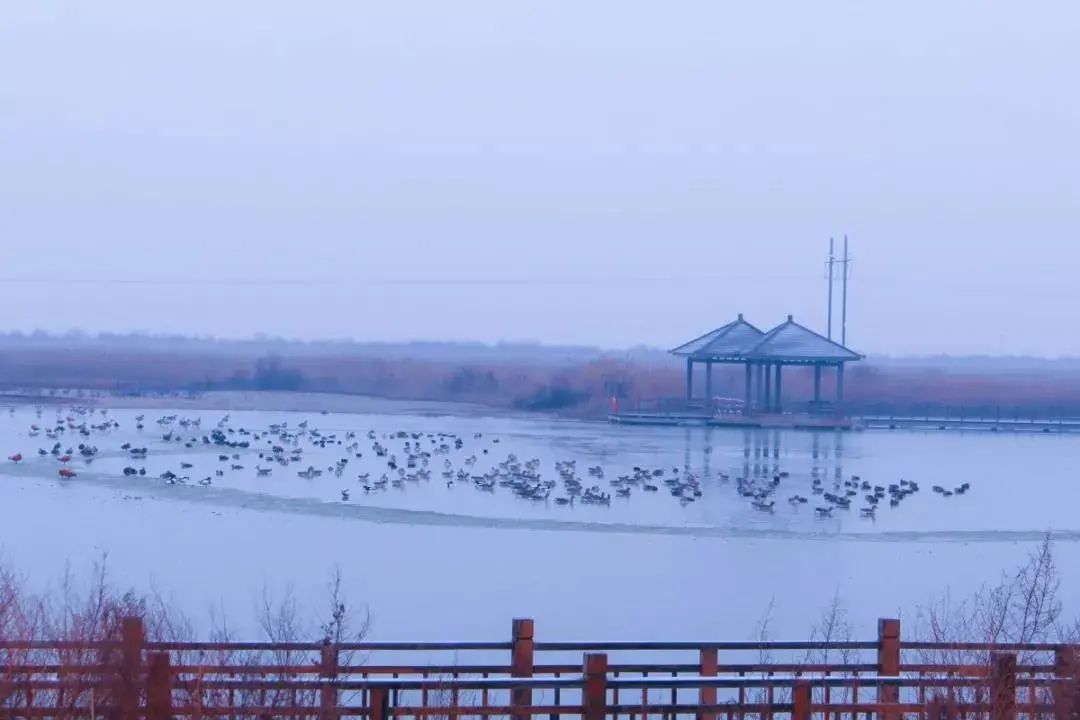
(744, 597, 780, 714)
(803, 593, 861, 706)
(0, 555, 371, 720)
(913, 536, 1064, 713)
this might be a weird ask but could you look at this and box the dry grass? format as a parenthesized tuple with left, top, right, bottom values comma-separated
(7, 343, 1080, 418)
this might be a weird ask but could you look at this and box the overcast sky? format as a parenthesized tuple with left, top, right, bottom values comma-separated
(1, 2, 1077, 356)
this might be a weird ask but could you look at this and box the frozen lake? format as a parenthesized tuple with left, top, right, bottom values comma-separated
(0, 400, 1076, 643)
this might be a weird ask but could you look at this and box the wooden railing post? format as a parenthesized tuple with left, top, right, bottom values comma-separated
(119, 617, 145, 720)
(793, 681, 811, 720)
(583, 653, 608, 720)
(320, 641, 340, 720)
(990, 652, 1017, 720)
(511, 618, 535, 720)
(699, 648, 718, 720)
(146, 652, 172, 720)
(1053, 646, 1078, 720)
(927, 695, 958, 720)
(877, 618, 900, 720)
(369, 686, 389, 720)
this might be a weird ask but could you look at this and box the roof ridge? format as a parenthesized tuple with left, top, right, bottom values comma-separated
(670, 314, 765, 356)
(745, 316, 862, 360)
(785, 317, 861, 354)
(669, 319, 738, 354)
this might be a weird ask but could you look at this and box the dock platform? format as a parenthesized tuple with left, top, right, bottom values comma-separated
(608, 410, 858, 430)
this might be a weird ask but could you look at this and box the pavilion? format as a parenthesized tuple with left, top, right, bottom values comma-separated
(670, 314, 863, 414)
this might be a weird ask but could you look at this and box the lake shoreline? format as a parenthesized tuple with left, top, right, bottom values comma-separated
(0, 389, 547, 421)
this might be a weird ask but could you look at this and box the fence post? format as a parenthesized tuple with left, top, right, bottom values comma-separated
(511, 618, 535, 720)
(878, 618, 900, 720)
(146, 652, 172, 720)
(320, 641, 340, 720)
(1054, 646, 1078, 720)
(120, 617, 145, 720)
(793, 681, 811, 720)
(583, 653, 608, 720)
(699, 648, 718, 720)
(927, 695, 958, 720)
(991, 653, 1016, 720)
(369, 686, 388, 720)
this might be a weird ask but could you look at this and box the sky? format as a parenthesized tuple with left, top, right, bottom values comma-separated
(1, 2, 1078, 356)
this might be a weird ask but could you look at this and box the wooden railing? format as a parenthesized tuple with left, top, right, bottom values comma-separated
(0, 617, 1078, 720)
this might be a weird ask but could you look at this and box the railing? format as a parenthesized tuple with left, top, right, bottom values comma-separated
(0, 617, 1078, 720)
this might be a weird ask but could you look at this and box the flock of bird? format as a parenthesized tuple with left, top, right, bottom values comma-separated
(3, 405, 972, 519)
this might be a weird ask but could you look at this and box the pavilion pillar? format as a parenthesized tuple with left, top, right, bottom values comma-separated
(763, 364, 772, 414)
(685, 358, 693, 404)
(705, 361, 713, 408)
(754, 364, 763, 412)
(836, 363, 846, 406)
(774, 364, 783, 413)
(744, 363, 752, 413)
(813, 365, 822, 404)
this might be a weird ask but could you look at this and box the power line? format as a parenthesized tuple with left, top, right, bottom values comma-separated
(0, 272, 811, 287)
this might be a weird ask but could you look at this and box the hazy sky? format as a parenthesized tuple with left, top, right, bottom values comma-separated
(1, 2, 1078, 355)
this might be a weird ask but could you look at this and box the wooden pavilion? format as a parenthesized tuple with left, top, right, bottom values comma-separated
(670, 314, 863, 414)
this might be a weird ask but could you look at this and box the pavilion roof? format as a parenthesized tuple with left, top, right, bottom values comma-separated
(671, 314, 862, 364)
(670, 314, 765, 359)
(745, 315, 862, 363)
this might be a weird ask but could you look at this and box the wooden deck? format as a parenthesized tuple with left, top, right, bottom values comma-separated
(859, 415, 1080, 434)
(0, 616, 1074, 720)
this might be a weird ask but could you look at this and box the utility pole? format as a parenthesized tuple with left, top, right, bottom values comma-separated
(826, 238, 835, 340)
(841, 235, 850, 347)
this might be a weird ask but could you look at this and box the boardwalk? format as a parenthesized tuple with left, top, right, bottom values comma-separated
(2, 617, 1078, 720)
